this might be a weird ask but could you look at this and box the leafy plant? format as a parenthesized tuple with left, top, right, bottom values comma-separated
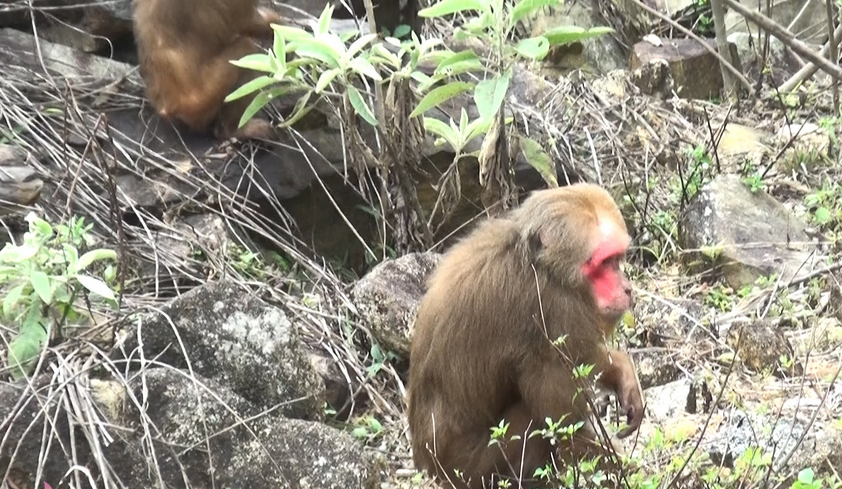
(1, 213, 118, 380)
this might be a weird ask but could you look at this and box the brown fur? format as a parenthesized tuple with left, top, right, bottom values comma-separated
(132, 0, 279, 140)
(407, 183, 645, 489)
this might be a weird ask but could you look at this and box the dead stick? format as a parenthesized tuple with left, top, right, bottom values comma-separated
(778, 22, 842, 92)
(725, 0, 842, 81)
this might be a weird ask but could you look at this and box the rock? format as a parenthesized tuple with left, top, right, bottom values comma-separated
(111, 281, 325, 420)
(525, 3, 626, 76)
(0, 370, 381, 489)
(716, 123, 773, 170)
(679, 174, 817, 289)
(632, 351, 682, 389)
(630, 37, 740, 100)
(308, 349, 366, 420)
(350, 252, 442, 360)
(635, 296, 710, 344)
(704, 410, 805, 469)
(113, 369, 381, 489)
(643, 377, 693, 423)
(726, 319, 803, 377)
(38, 4, 133, 54)
(0, 144, 43, 209)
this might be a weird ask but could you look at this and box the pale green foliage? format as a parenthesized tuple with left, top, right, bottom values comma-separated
(227, 0, 612, 191)
(1, 213, 118, 379)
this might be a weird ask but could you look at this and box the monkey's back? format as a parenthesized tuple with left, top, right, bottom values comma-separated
(408, 217, 542, 473)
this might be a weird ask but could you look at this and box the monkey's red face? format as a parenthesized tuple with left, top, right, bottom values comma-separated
(581, 219, 632, 317)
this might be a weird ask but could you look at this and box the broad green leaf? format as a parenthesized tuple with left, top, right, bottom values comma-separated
(514, 36, 550, 60)
(465, 115, 494, 142)
(347, 86, 378, 127)
(543, 25, 613, 46)
(435, 50, 480, 74)
(76, 249, 117, 272)
(237, 91, 273, 129)
(8, 333, 41, 380)
(347, 33, 379, 59)
(271, 25, 314, 43)
(393, 24, 411, 38)
(3, 283, 25, 318)
(423, 117, 459, 148)
(474, 70, 511, 121)
(225, 75, 278, 102)
(519, 135, 558, 187)
(294, 39, 342, 69)
(29, 270, 52, 304)
(419, 0, 483, 17)
(316, 68, 341, 93)
(29, 216, 52, 236)
(230, 54, 275, 73)
(76, 274, 117, 302)
(349, 57, 383, 82)
(815, 207, 832, 224)
(511, 0, 558, 23)
(409, 81, 474, 118)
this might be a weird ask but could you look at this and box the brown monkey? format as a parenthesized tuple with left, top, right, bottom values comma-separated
(407, 183, 645, 489)
(132, 0, 279, 140)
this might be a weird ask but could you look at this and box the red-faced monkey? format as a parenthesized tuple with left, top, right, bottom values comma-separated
(132, 0, 280, 140)
(408, 183, 645, 489)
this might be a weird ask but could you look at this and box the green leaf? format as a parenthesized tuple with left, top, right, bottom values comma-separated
(8, 333, 42, 380)
(543, 25, 613, 46)
(347, 86, 378, 127)
(419, 0, 482, 17)
(815, 207, 832, 224)
(474, 70, 511, 121)
(347, 33, 379, 59)
(465, 115, 494, 142)
(423, 117, 459, 148)
(349, 57, 383, 81)
(317, 4, 334, 35)
(393, 24, 411, 38)
(316, 68, 341, 93)
(514, 36, 550, 60)
(273, 29, 287, 65)
(295, 39, 342, 69)
(76, 249, 117, 272)
(435, 50, 479, 73)
(29, 270, 52, 304)
(225, 76, 278, 102)
(519, 135, 558, 187)
(229, 53, 275, 73)
(3, 283, 25, 318)
(271, 25, 314, 44)
(278, 91, 314, 129)
(237, 91, 273, 129)
(409, 81, 474, 118)
(76, 274, 117, 302)
(511, 0, 558, 23)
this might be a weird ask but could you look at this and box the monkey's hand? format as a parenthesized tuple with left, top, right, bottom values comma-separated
(611, 351, 644, 439)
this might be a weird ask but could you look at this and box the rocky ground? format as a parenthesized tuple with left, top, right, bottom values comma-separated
(0, 0, 841, 488)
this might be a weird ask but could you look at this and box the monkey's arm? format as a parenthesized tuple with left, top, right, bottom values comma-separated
(593, 346, 644, 438)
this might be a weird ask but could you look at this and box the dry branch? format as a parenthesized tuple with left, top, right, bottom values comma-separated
(725, 0, 842, 81)
(778, 23, 842, 92)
